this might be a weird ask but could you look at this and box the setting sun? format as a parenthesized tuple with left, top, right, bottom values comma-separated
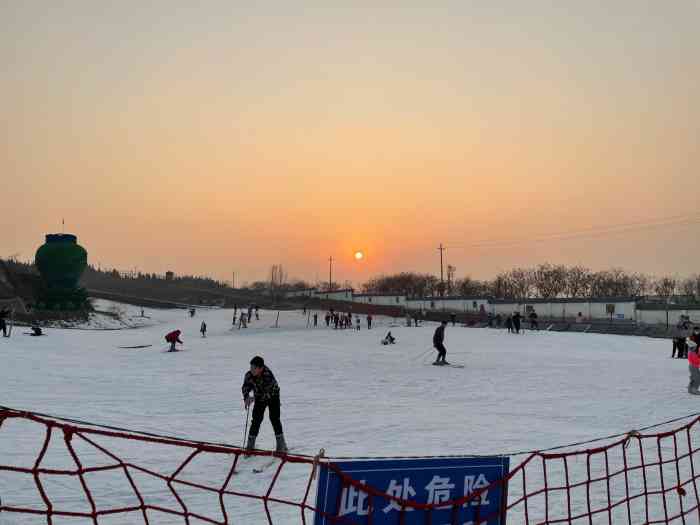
(354, 251, 364, 261)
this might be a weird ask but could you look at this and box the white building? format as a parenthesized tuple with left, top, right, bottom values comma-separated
(352, 293, 406, 306)
(491, 298, 637, 321)
(315, 289, 354, 302)
(405, 296, 490, 313)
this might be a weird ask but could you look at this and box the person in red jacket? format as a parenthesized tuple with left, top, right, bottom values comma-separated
(687, 330, 700, 395)
(165, 329, 182, 352)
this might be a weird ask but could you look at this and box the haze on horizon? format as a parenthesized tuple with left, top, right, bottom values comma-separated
(2, 2, 698, 287)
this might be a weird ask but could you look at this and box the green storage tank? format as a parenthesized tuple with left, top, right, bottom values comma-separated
(35, 234, 88, 290)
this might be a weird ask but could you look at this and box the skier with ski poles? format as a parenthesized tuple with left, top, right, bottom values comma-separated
(242, 356, 288, 454)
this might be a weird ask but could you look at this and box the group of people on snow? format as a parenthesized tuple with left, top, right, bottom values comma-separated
(322, 310, 373, 331)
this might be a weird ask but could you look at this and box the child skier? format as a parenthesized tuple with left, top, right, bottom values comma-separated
(165, 329, 183, 352)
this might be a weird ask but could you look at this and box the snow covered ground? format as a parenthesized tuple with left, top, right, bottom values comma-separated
(0, 303, 696, 524)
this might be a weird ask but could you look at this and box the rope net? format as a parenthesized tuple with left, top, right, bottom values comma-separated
(2, 407, 700, 524)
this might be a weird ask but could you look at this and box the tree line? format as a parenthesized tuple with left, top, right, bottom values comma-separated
(360, 264, 700, 301)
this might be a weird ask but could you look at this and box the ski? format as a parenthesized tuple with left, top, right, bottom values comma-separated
(430, 363, 465, 369)
(246, 448, 296, 473)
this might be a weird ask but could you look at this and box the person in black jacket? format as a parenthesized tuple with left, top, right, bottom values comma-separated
(433, 320, 449, 365)
(0, 307, 10, 337)
(242, 356, 288, 454)
(512, 312, 522, 334)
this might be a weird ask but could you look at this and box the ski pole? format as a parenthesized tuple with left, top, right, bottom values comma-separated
(411, 347, 433, 362)
(242, 400, 251, 448)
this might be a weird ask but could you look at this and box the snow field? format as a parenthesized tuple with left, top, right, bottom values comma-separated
(0, 303, 696, 524)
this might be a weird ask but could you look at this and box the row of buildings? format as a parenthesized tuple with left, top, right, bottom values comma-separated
(286, 288, 700, 326)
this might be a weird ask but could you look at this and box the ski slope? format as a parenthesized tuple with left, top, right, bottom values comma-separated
(0, 302, 693, 524)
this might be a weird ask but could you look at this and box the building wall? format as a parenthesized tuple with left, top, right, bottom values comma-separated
(353, 295, 406, 306)
(494, 300, 637, 320)
(315, 290, 353, 301)
(636, 308, 700, 325)
(405, 297, 490, 312)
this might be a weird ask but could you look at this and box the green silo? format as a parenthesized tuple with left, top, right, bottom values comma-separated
(35, 234, 88, 310)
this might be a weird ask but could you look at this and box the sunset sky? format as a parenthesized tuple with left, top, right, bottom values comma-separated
(2, 2, 698, 286)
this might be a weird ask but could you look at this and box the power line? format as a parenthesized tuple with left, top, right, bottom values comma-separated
(446, 213, 700, 250)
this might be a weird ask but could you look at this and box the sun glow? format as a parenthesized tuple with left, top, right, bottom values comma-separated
(354, 251, 364, 261)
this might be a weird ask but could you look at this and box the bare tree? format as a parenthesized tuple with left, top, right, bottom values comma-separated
(680, 275, 700, 299)
(269, 264, 287, 303)
(446, 265, 456, 295)
(564, 266, 592, 298)
(509, 268, 534, 300)
(653, 276, 677, 300)
(456, 276, 487, 297)
(532, 263, 567, 299)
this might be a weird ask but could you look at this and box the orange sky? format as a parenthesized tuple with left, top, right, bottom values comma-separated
(2, 2, 698, 285)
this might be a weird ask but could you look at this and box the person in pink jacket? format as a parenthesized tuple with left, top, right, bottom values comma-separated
(687, 334, 700, 395)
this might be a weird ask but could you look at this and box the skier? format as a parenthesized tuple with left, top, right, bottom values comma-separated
(529, 311, 539, 330)
(30, 322, 42, 336)
(200, 321, 207, 338)
(688, 335, 700, 394)
(239, 312, 248, 329)
(313, 313, 318, 327)
(0, 307, 11, 337)
(355, 316, 361, 331)
(324, 312, 331, 327)
(450, 313, 457, 326)
(367, 314, 373, 329)
(164, 329, 182, 352)
(512, 312, 522, 334)
(433, 320, 449, 365)
(381, 331, 396, 345)
(672, 337, 688, 359)
(242, 356, 288, 453)
(255, 305, 260, 320)
(505, 315, 513, 333)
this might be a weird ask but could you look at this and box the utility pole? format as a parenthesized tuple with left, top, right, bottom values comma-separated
(438, 244, 446, 296)
(232, 271, 235, 289)
(329, 256, 333, 291)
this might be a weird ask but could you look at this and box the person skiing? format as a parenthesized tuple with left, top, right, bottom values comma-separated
(433, 320, 449, 365)
(200, 321, 207, 337)
(355, 316, 361, 331)
(688, 334, 700, 394)
(512, 312, 522, 334)
(313, 313, 318, 327)
(505, 315, 513, 333)
(381, 331, 396, 345)
(242, 356, 288, 454)
(528, 310, 539, 330)
(450, 313, 457, 326)
(367, 314, 373, 329)
(165, 329, 182, 352)
(0, 307, 11, 337)
(30, 322, 42, 336)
